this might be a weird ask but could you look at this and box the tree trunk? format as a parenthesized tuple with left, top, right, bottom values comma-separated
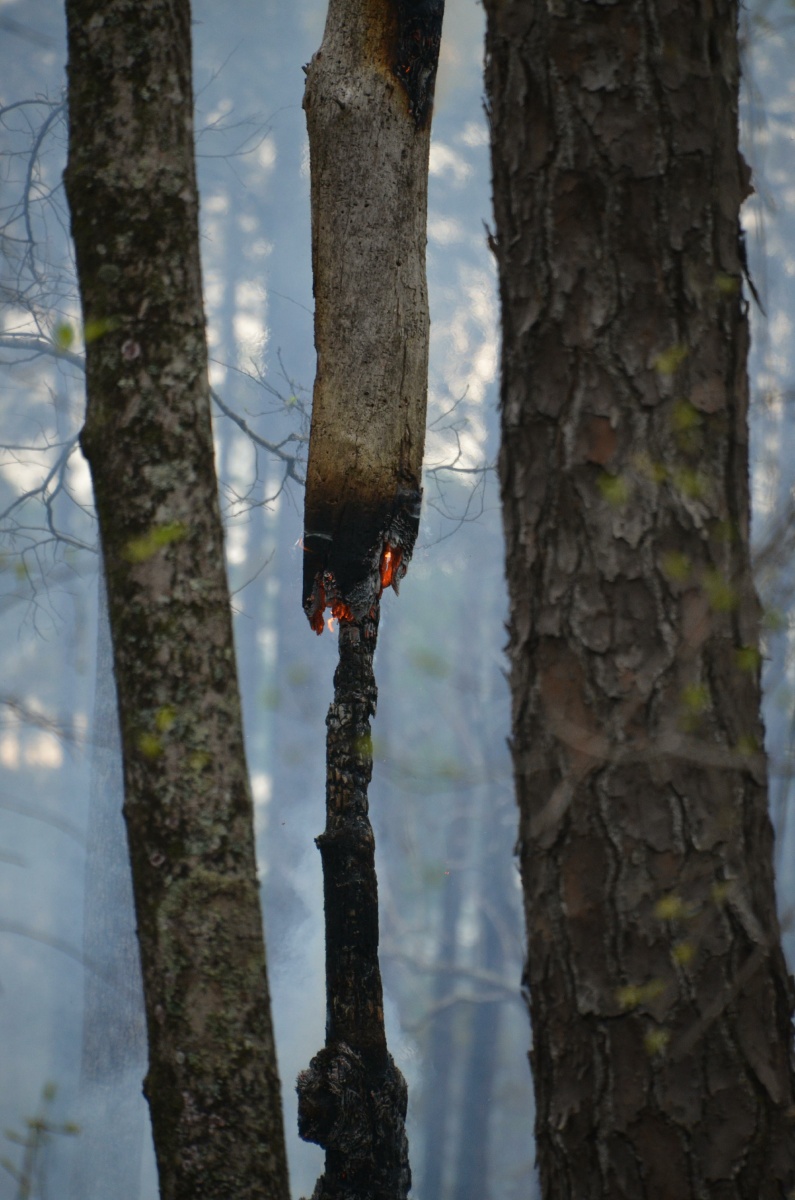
(297, 607, 412, 1200)
(297, 3, 444, 1197)
(301, 0, 444, 630)
(63, 3, 289, 1197)
(484, 2, 795, 1196)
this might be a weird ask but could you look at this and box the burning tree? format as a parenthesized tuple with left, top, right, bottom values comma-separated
(296, 2, 444, 1198)
(485, 1, 795, 1196)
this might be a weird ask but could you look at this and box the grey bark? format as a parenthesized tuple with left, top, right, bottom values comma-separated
(63, 1, 289, 1197)
(485, 1, 795, 1196)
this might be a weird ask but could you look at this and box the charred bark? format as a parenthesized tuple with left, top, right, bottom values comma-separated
(301, 0, 444, 631)
(297, 607, 410, 1200)
(299, 2, 444, 1195)
(63, 2, 289, 1198)
(485, 1, 795, 1197)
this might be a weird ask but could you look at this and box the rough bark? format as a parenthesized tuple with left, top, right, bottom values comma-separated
(63, 2, 289, 1198)
(301, 0, 444, 630)
(485, 1, 795, 1197)
(297, 608, 411, 1200)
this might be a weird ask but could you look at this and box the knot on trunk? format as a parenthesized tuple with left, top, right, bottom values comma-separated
(297, 1043, 410, 1197)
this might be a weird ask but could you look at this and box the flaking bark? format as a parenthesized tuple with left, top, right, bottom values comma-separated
(485, 1, 795, 1196)
(301, 0, 444, 630)
(63, 2, 289, 1197)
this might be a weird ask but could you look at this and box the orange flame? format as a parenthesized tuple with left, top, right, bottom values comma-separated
(379, 544, 402, 591)
(327, 616, 337, 633)
(331, 600, 354, 623)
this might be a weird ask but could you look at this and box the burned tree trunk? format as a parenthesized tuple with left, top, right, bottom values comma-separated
(297, 3, 444, 1198)
(301, 0, 443, 628)
(297, 607, 411, 1200)
(485, 1, 795, 1196)
(63, 2, 289, 1198)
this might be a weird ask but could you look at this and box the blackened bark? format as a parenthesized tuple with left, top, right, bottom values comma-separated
(485, 1, 795, 1197)
(301, 0, 444, 631)
(298, 1, 445, 1193)
(297, 607, 410, 1200)
(63, 2, 289, 1197)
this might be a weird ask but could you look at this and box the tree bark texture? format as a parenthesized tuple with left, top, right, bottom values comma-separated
(301, 0, 444, 630)
(485, 2, 795, 1197)
(297, 608, 411, 1200)
(63, 3, 290, 1198)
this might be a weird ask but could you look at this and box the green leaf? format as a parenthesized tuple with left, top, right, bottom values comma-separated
(598, 471, 630, 507)
(653, 343, 689, 375)
(154, 705, 177, 733)
(661, 551, 690, 583)
(124, 522, 187, 563)
(137, 732, 163, 760)
(703, 569, 737, 613)
(84, 316, 119, 343)
(53, 322, 74, 351)
(408, 647, 450, 678)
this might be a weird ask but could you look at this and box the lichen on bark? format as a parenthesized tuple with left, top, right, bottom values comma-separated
(63, 1, 289, 1196)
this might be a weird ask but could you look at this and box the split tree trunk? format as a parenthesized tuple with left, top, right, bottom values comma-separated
(63, 3, 289, 1198)
(297, 3, 444, 1198)
(485, 1, 795, 1196)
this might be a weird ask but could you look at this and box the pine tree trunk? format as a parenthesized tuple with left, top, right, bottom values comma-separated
(63, 2, 289, 1197)
(484, 1, 795, 1195)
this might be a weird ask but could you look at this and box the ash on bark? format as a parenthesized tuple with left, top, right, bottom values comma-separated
(297, 607, 410, 1200)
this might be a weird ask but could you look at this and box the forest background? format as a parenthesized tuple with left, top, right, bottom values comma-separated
(1, 1, 795, 1198)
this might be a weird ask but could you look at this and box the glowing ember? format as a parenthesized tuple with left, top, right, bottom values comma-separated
(379, 544, 402, 591)
(309, 542, 405, 635)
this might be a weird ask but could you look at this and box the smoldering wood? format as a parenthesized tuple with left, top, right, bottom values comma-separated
(299, 2, 444, 1193)
(63, 1, 289, 1196)
(296, 609, 410, 1200)
(302, 0, 442, 631)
